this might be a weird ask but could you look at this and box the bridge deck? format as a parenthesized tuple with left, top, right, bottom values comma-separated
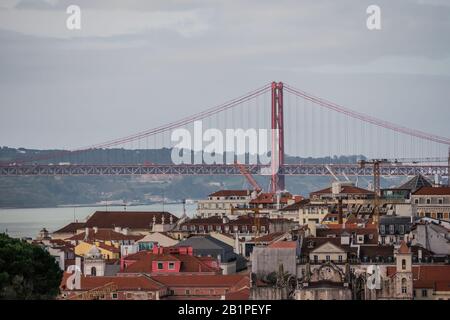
(0, 164, 447, 176)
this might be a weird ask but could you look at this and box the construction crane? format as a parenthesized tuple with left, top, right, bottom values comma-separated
(359, 156, 448, 224)
(234, 162, 262, 193)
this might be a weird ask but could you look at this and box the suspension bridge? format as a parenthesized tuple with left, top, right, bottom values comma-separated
(1, 81, 449, 192)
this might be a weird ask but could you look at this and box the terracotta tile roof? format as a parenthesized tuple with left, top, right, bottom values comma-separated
(209, 190, 251, 197)
(316, 227, 378, 244)
(281, 199, 310, 211)
(96, 242, 120, 253)
(268, 241, 297, 249)
(151, 274, 249, 288)
(66, 228, 144, 242)
(53, 222, 86, 234)
(412, 186, 450, 196)
(311, 186, 374, 196)
(60, 273, 164, 291)
(325, 223, 378, 230)
(249, 192, 293, 205)
(84, 211, 178, 229)
(398, 241, 410, 254)
(121, 251, 221, 274)
(225, 287, 250, 300)
(253, 232, 286, 243)
(387, 265, 450, 291)
(66, 228, 144, 241)
(183, 216, 224, 225)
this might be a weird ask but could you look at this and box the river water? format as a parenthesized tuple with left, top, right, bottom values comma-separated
(0, 203, 197, 239)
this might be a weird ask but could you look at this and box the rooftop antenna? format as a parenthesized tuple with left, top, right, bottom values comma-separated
(162, 186, 165, 213)
(448, 146, 450, 187)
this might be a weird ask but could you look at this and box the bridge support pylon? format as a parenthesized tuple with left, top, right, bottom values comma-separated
(271, 81, 285, 193)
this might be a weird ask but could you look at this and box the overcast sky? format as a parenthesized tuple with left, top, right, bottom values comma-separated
(0, 0, 449, 153)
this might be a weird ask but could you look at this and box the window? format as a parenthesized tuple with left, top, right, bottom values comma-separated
(414, 199, 419, 204)
(326, 255, 331, 262)
(389, 225, 395, 235)
(437, 213, 443, 219)
(438, 198, 443, 205)
(399, 225, 405, 234)
(111, 293, 118, 299)
(313, 255, 318, 263)
(380, 225, 386, 235)
(185, 289, 190, 295)
(338, 255, 343, 263)
(426, 198, 431, 205)
(401, 278, 407, 294)
(91, 267, 96, 276)
(168, 262, 175, 270)
(402, 259, 406, 270)
(157, 262, 164, 270)
(422, 289, 428, 297)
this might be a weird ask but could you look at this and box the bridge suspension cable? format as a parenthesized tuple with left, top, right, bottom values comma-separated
(284, 84, 450, 146)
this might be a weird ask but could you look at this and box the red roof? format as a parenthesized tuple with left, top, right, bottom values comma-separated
(53, 222, 86, 234)
(66, 228, 143, 242)
(96, 242, 121, 253)
(121, 251, 221, 274)
(253, 232, 286, 243)
(413, 187, 450, 196)
(398, 241, 410, 254)
(387, 265, 450, 291)
(311, 186, 374, 196)
(268, 241, 297, 249)
(84, 211, 178, 229)
(209, 190, 250, 197)
(249, 192, 293, 205)
(60, 273, 164, 291)
(225, 287, 250, 300)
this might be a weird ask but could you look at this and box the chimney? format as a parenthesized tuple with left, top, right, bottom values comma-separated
(84, 228, 89, 241)
(93, 227, 98, 234)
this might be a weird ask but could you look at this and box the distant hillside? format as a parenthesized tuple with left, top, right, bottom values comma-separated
(0, 147, 403, 208)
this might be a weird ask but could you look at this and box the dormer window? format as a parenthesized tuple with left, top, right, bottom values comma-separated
(426, 198, 431, 205)
(157, 262, 164, 270)
(168, 262, 175, 270)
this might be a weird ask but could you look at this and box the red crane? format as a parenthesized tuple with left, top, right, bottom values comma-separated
(235, 162, 262, 193)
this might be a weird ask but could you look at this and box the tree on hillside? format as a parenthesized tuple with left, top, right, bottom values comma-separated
(0, 233, 62, 299)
